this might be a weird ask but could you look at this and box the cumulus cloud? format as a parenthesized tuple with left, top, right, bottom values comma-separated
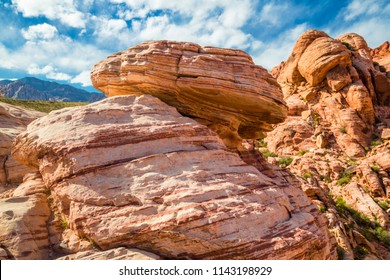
(21, 23, 58, 41)
(70, 70, 92, 87)
(108, 0, 259, 49)
(343, 0, 381, 21)
(27, 64, 72, 81)
(11, 0, 86, 28)
(335, 0, 390, 48)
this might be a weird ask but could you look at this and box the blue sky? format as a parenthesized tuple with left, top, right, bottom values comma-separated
(0, 0, 389, 92)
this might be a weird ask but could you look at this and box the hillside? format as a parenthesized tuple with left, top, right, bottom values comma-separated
(0, 97, 86, 113)
(0, 77, 104, 102)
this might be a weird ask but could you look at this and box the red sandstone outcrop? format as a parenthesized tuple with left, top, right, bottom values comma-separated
(371, 41, 390, 72)
(0, 102, 44, 193)
(91, 41, 287, 149)
(268, 30, 390, 259)
(12, 95, 335, 260)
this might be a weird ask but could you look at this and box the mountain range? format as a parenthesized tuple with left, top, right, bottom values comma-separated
(0, 77, 104, 102)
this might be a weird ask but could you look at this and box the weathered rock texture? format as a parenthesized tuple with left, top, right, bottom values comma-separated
(0, 194, 50, 259)
(57, 247, 161, 260)
(269, 30, 390, 259)
(91, 40, 287, 149)
(12, 95, 335, 259)
(371, 41, 390, 72)
(0, 102, 44, 193)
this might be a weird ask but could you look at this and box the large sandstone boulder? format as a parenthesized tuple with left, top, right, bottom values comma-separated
(0, 102, 44, 193)
(91, 41, 287, 149)
(12, 95, 335, 259)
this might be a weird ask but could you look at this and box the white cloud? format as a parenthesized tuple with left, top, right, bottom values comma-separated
(11, 0, 86, 28)
(27, 64, 72, 81)
(334, 0, 390, 48)
(258, 2, 289, 26)
(108, 0, 258, 49)
(343, 0, 381, 21)
(21, 23, 58, 41)
(70, 70, 92, 86)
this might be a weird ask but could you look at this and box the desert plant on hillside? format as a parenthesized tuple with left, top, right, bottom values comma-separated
(337, 172, 353, 186)
(278, 156, 293, 167)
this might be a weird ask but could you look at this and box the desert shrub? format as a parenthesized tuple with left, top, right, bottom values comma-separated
(339, 127, 347, 134)
(354, 245, 369, 260)
(296, 150, 308, 156)
(370, 140, 382, 148)
(259, 149, 277, 159)
(258, 138, 267, 148)
(370, 165, 380, 173)
(337, 172, 353, 186)
(278, 156, 293, 167)
(379, 65, 386, 73)
(342, 41, 354, 51)
(302, 172, 312, 179)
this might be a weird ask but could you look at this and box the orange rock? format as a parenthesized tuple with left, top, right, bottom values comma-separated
(12, 95, 335, 259)
(0, 102, 44, 193)
(91, 40, 287, 149)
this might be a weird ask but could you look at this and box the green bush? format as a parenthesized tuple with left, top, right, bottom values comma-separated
(339, 127, 347, 134)
(296, 150, 308, 156)
(354, 245, 369, 260)
(370, 140, 382, 148)
(342, 41, 354, 51)
(258, 138, 268, 148)
(370, 165, 380, 173)
(259, 149, 277, 159)
(302, 172, 312, 179)
(337, 172, 353, 186)
(336, 247, 345, 260)
(278, 156, 293, 167)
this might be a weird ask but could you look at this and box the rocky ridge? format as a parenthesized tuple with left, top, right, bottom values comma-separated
(269, 30, 390, 259)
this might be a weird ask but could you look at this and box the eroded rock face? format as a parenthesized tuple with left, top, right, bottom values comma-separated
(272, 30, 390, 158)
(57, 247, 161, 260)
(0, 102, 44, 193)
(0, 194, 50, 259)
(12, 95, 335, 260)
(371, 41, 390, 71)
(268, 30, 390, 259)
(91, 40, 287, 149)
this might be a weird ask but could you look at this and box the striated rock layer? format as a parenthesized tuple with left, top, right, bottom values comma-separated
(91, 40, 287, 149)
(269, 30, 390, 259)
(12, 95, 335, 259)
(0, 102, 44, 193)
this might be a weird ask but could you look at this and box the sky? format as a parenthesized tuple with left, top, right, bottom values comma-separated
(0, 0, 389, 92)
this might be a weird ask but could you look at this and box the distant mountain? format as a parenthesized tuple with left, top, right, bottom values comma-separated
(0, 77, 104, 102)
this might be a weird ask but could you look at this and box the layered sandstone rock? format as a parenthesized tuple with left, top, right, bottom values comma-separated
(268, 30, 390, 259)
(0, 102, 44, 193)
(12, 95, 335, 260)
(371, 41, 390, 71)
(0, 193, 50, 259)
(272, 30, 389, 157)
(91, 40, 287, 149)
(58, 247, 161, 260)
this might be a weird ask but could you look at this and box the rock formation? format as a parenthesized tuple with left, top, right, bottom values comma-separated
(11, 95, 335, 259)
(371, 41, 390, 72)
(269, 30, 390, 259)
(91, 41, 287, 149)
(0, 102, 44, 193)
